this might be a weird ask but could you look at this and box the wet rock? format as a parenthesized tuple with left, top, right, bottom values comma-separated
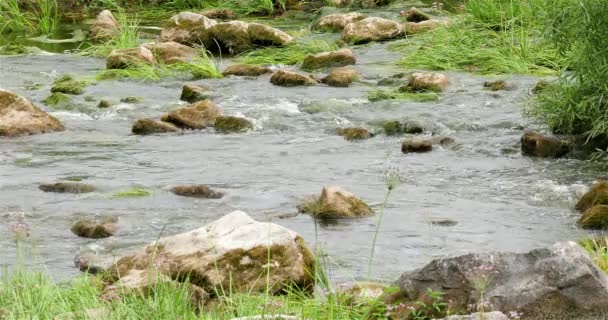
(301, 48, 356, 71)
(162, 100, 220, 130)
(398, 242, 608, 319)
(120, 96, 142, 103)
(430, 219, 458, 227)
(223, 64, 273, 77)
(270, 70, 317, 87)
(39, 182, 96, 193)
(106, 211, 315, 295)
(97, 100, 112, 108)
(483, 80, 513, 91)
(437, 136, 456, 147)
(337, 127, 372, 141)
(143, 41, 197, 64)
(403, 72, 449, 92)
(208, 20, 250, 54)
(160, 12, 217, 46)
(214, 116, 253, 133)
(520, 132, 569, 158)
(201, 8, 236, 20)
(438, 312, 508, 320)
(576, 181, 608, 212)
(51, 75, 87, 95)
(132, 118, 181, 135)
(247, 23, 294, 47)
(0, 90, 65, 137)
(317, 12, 367, 32)
(403, 120, 425, 134)
(578, 205, 608, 230)
(382, 120, 403, 136)
(400, 7, 430, 23)
(170, 185, 224, 199)
(43, 92, 71, 106)
(297, 186, 373, 219)
(71, 217, 118, 239)
(403, 20, 448, 35)
(402, 138, 433, 153)
(342, 17, 403, 44)
(102, 269, 209, 308)
(180, 84, 211, 103)
(90, 10, 119, 42)
(322, 67, 359, 87)
(106, 46, 155, 69)
(532, 80, 550, 94)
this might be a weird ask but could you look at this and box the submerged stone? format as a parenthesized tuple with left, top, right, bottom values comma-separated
(402, 138, 433, 153)
(132, 118, 181, 135)
(120, 96, 143, 103)
(180, 84, 211, 103)
(214, 115, 253, 133)
(483, 80, 513, 91)
(71, 217, 118, 239)
(222, 64, 273, 77)
(43, 92, 71, 106)
(578, 205, 608, 229)
(0, 42, 29, 55)
(382, 120, 403, 136)
(51, 75, 87, 95)
(400, 7, 430, 23)
(301, 48, 356, 71)
(0, 90, 65, 137)
(322, 67, 359, 87)
(170, 185, 224, 199)
(520, 132, 569, 158)
(270, 70, 317, 87)
(97, 100, 112, 109)
(297, 186, 373, 219)
(39, 182, 96, 194)
(336, 127, 372, 141)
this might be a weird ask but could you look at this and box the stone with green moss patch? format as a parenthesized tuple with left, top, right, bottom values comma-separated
(111, 188, 152, 199)
(214, 116, 253, 133)
(51, 75, 87, 95)
(368, 89, 439, 102)
(382, 120, 403, 136)
(120, 96, 143, 103)
(576, 181, 608, 212)
(71, 217, 118, 239)
(43, 92, 71, 106)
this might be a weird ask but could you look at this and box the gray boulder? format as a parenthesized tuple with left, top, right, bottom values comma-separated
(398, 242, 608, 319)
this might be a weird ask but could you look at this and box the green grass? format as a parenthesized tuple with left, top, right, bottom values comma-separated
(0, 0, 35, 34)
(110, 187, 152, 198)
(581, 237, 608, 273)
(235, 39, 339, 66)
(395, 0, 566, 75)
(34, 0, 59, 35)
(530, 0, 608, 138)
(368, 89, 440, 102)
(82, 8, 140, 57)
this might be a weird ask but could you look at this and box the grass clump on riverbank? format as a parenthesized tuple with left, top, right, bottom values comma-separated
(396, 0, 566, 75)
(0, 0, 59, 35)
(530, 0, 608, 137)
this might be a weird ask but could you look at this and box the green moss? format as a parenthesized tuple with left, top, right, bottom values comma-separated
(576, 181, 608, 212)
(51, 75, 87, 95)
(532, 80, 550, 94)
(43, 92, 71, 106)
(214, 116, 253, 133)
(111, 187, 152, 199)
(236, 39, 339, 66)
(336, 127, 372, 141)
(120, 96, 143, 103)
(381, 120, 403, 136)
(368, 89, 439, 102)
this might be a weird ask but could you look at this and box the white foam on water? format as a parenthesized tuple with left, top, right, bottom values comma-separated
(50, 111, 93, 120)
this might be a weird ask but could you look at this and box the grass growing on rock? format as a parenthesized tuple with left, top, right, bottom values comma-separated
(236, 39, 339, 66)
(97, 55, 223, 81)
(394, 0, 567, 75)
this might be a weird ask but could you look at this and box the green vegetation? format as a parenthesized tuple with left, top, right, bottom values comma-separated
(82, 8, 140, 58)
(581, 237, 608, 273)
(236, 39, 339, 66)
(368, 89, 439, 102)
(530, 0, 608, 137)
(395, 0, 566, 75)
(96, 55, 222, 81)
(0, 0, 59, 35)
(110, 187, 152, 198)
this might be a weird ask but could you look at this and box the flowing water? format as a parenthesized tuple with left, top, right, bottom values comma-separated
(0, 3, 601, 283)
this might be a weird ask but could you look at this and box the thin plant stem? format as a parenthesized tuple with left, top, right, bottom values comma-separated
(367, 188, 393, 279)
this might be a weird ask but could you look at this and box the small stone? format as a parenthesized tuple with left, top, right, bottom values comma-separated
(39, 182, 96, 194)
(322, 67, 359, 87)
(336, 127, 373, 141)
(431, 219, 458, 227)
(483, 80, 513, 91)
(170, 185, 224, 199)
(181, 84, 211, 103)
(71, 217, 118, 239)
(214, 116, 253, 133)
(402, 138, 433, 153)
(163, 100, 220, 130)
(382, 120, 403, 136)
(132, 118, 181, 135)
(97, 100, 112, 108)
(400, 7, 430, 23)
(297, 186, 373, 219)
(403, 120, 425, 134)
(270, 70, 317, 87)
(223, 64, 273, 77)
(302, 49, 356, 71)
(521, 132, 569, 158)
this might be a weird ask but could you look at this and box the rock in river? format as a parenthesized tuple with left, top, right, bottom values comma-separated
(301, 48, 356, 71)
(132, 118, 181, 135)
(401, 7, 430, 23)
(90, 10, 119, 42)
(162, 100, 221, 130)
(316, 12, 367, 32)
(223, 64, 273, 77)
(398, 242, 608, 319)
(520, 132, 569, 158)
(143, 41, 197, 64)
(403, 72, 449, 92)
(171, 185, 224, 199)
(39, 182, 96, 193)
(297, 186, 373, 219)
(402, 138, 433, 153)
(181, 84, 211, 103)
(576, 180, 608, 212)
(0, 89, 65, 137)
(342, 17, 403, 44)
(105, 211, 315, 295)
(270, 70, 317, 87)
(322, 67, 359, 87)
(71, 217, 118, 239)
(336, 127, 372, 141)
(106, 46, 155, 69)
(159, 12, 217, 46)
(214, 116, 253, 133)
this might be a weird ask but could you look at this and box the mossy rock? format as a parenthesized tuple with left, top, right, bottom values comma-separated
(180, 84, 211, 103)
(301, 49, 356, 71)
(71, 217, 117, 239)
(402, 138, 433, 153)
(576, 181, 608, 212)
(51, 75, 87, 95)
(111, 188, 152, 199)
(322, 67, 359, 88)
(382, 120, 403, 136)
(97, 100, 112, 108)
(214, 116, 253, 133)
(483, 80, 513, 91)
(39, 182, 96, 194)
(578, 205, 608, 229)
(298, 186, 373, 219)
(270, 70, 317, 87)
(403, 120, 425, 134)
(532, 80, 551, 94)
(337, 127, 373, 141)
(132, 118, 181, 135)
(222, 64, 273, 77)
(120, 96, 143, 103)
(43, 92, 71, 106)
(521, 132, 569, 158)
(170, 185, 224, 199)
(402, 7, 430, 23)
